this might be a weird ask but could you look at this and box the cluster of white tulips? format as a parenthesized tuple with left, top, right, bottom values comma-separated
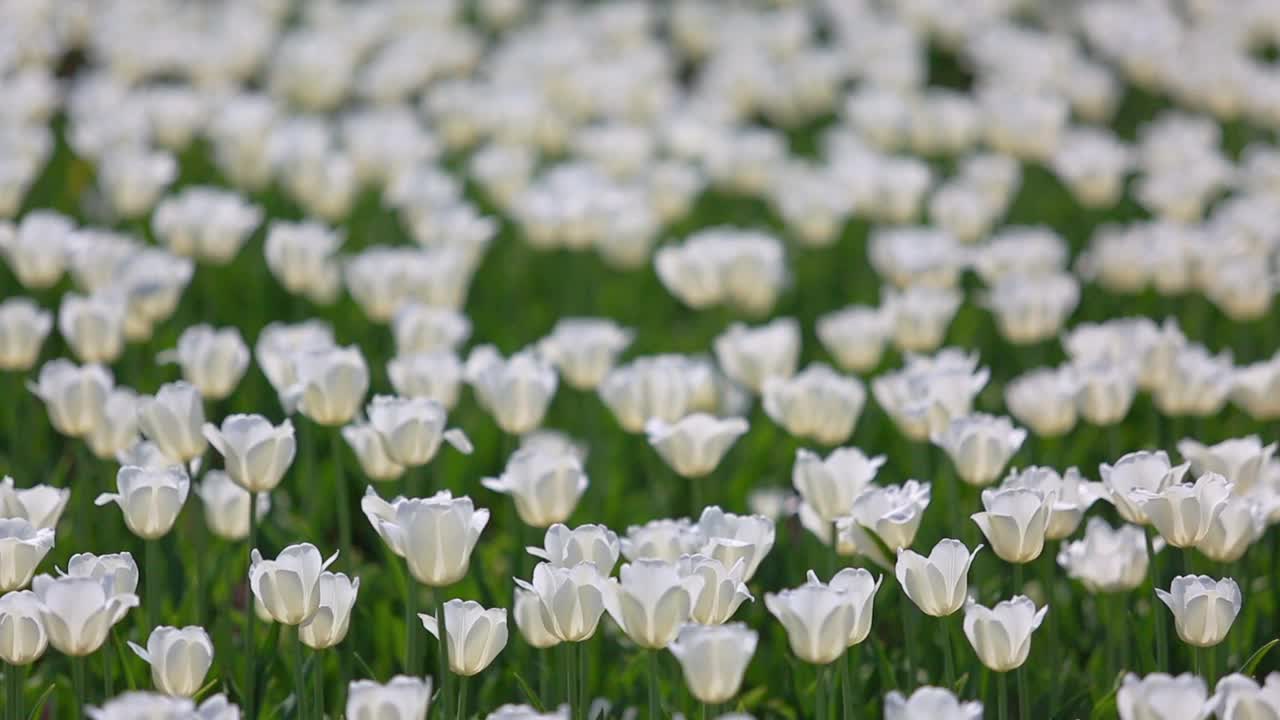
(2, 0, 1280, 718)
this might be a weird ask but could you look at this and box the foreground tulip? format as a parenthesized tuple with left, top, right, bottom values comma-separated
(286, 346, 370, 425)
(645, 414, 748, 479)
(29, 359, 113, 438)
(96, 466, 191, 540)
(1117, 673, 1208, 720)
(347, 676, 433, 720)
(341, 423, 407, 482)
(932, 414, 1027, 487)
(1136, 473, 1232, 548)
(1156, 575, 1242, 648)
(465, 345, 558, 434)
(1057, 518, 1151, 593)
(127, 625, 213, 697)
(537, 317, 634, 390)
(0, 476, 69, 531)
(367, 395, 472, 468)
(695, 507, 776, 582)
(483, 447, 588, 527)
(846, 480, 931, 555)
(527, 524, 620, 574)
(0, 298, 52, 370)
(604, 559, 703, 649)
(971, 487, 1057, 564)
(1196, 494, 1266, 563)
(679, 555, 753, 625)
(762, 364, 866, 445)
(0, 518, 55, 591)
(31, 574, 139, 656)
(1209, 674, 1280, 720)
(137, 382, 207, 464)
(765, 573, 857, 664)
(514, 586, 562, 649)
(0, 590, 48, 665)
(86, 691, 238, 720)
(202, 415, 296, 493)
(362, 488, 489, 586)
(884, 686, 984, 720)
(897, 539, 982, 617)
(963, 595, 1047, 672)
(1000, 466, 1103, 540)
(158, 325, 251, 401)
(194, 471, 271, 541)
(514, 562, 608, 643)
(420, 600, 508, 676)
(487, 705, 570, 720)
(65, 552, 140, 601)
(791, 447, 886, 524)
(298, 572, 360, 649)
(87, 388, 142, 460)
(668, 622, 758, 704)
(248, 543, 339, 626)
(1100, 451, 1190, 525)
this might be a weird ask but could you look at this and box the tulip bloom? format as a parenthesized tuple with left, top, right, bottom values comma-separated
(816, 304, 892, 374)
(791, 447, 886, 524)
(367, 395, 472, 468)
(87, 388, 142, 461)
(1136, 473, 1232, 548)
(1100, 451, 1190, 525)
(482, 447, 588, 527)
(299, 572, 360, 650)
(194, 471, 271, 541)
(0, 298, 52, 371)
(1156, 575, 1243, 648)
(762, 363, 866, 446)
(203, 415, 296, 493)
(0, 590, 48, 665)
(971, 487, 1057, 564)
(0, 477, 69, 531)
(884, 686, 984, 720)
(1000, 466, 1103, 540)
(248, 543, 339, 626)
(598, 355, 696, 433)
(420, 599, 508, 676)
(644, 414, 748, 479)
(86, 692, 237, 720)
(527, 524, 620, 574)
(465, 345, 558, 435)
(932, 413, 1027, 487)
(514, 562, 607, 643)
(287, 346, 370, 426)
(765, 573, 857, 665)
(58, 292, 126, 364)
(1209, 674, 1280, 720)
(668, 623, 758, 704)
(136, 382, 208, 464)
(713, 317, 800, 393)
(0, 518, 55, 592)
(31, 574, 139, 656)
(604, 559, 703, 649)
(514, 587, 562, 649)
(127, 625, 214, 697)
(387, 351, 464, 409)
(28, 359, 113, 438)
(1117, 673, 1208, 720)
(962, 595, 1047, 672)
(1178, 436, 1277, 495)
(846, 480, 931, 554)
(537, 317, 634, 390)
(1005, 367, 1079, 438)
(1057, 518, 1151, 593)
(96, 466, 190, 540)
(897, 539, 982, 617)
(158, 324, 250, 401)
(341, 423, 406, 482)
(362, 488, 489, 587)
(346, 676, 433, 720)
(695, 507, 776, 582)
(679, 555, 753, 625)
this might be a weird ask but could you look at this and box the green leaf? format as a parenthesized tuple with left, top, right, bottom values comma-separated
(352, 651, 378, 681)
(27, 682, 57, 720)
(1089, 671, 1126, 720)
(1239, 639, 1280, 676)
(510, 671, 542, 710)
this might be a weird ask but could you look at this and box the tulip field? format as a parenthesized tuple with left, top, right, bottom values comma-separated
(5, 1, 1280, 719)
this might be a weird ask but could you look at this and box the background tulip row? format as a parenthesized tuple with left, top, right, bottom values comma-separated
(3, 1, 1280, 719)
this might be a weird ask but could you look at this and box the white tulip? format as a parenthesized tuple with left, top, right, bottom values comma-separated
(388, 352, 464, 409)
(299, 572, 360, 649)
(347, 676, 433, 720)
(194, 471, 270, 541)
(202, 415, 296, 493)
(0, 476, 69, 531)
(65, 552, 140, 604)
(1117, 673, 1208, 720)
(604, 559, 703, 649)
(884, 686, 983, 720)
(87, 388, 142, 460)
(341, 423, 406, 482)
(621, 518, 702, 564)
(884, 286, 964, 352)
(0, 518, 54, 591)
(999, 466, 1103, 540)
(645, 414, 748, 479)
(896, 539, 982, 617)
(31, 573, 139, 656)
(762, 364, 865, 446)
(391, 303, 471, 355)
(765, 573, 857, 665)
(486, 707, 569, 720)
(598, 355, 698, 433)
(1004, 366, 1080, 438)
(1178, 437, 1277, 496)
(367, 395, 472, 468)
(1209, 673, 1280, 720)
(0, 590, 48, 665)
(1101, 451, 1191, 525)
(515, 562, 608, 643)
(827, 567, 882, 645)
(95, 466, 191, 540)
(816, 305, 892, 374)
(932, 414, 1027, 487)
(287, 346, 369, 426)
(971, 487, 1057, 564)
(158, 325, 250, 401)
(0, 211, 72, 289)
(695, 507, 775, 582)
(872, 351, 989, 441)
(465, 345, 558, 435)
(679, 555, 753, 625)
(1071, 357, 1139, 426)
(962, 595, 1047, 672)
(537, 318, 634, 390)
(0, 298, 52, 371)
(248, 543, 339, 626)
(127, 625, 213, 697)
(1136, 473, 1232, 548)
(845, 480, 932, 555)
(86, 692, 202, 719)
(58, 292, 127, 364)
(1196, 495, 1266, 564)
(28, 359, 112, 438)
(1156, 575, 1242, 648)
(254, 320, 336, 401)
(361, 488, 489, 587)
(668, 623, 758, 704)
(713, 318, 800, 393)
(1057, 518, 1151, 593)
(420, 599, 508, 676)
(514, 586, 562, 649)
(137, 382, 207, 464)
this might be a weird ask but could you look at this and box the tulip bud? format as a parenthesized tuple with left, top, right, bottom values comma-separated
(1196, 495, 1266, 564)
(963, 595, 1047, 672)
(679, 555, 753, 625)
(1157, 575, 1242, 648)
(96, 466, 191, 540)
(203, 414, 296, 494)
(765, 574, 858, 665)
(1101, 450, 1191, 525)
(897, 539, 982, 617)
(362, 488, 489, 587)
(816, 305, 892, 374)
(483, 447, 587, 527)
(137, 382, 207, 464)
(713, 318, 800, 393)
(604, 559, 703, 649)
(1005, 367, 1079, 438)
(515, 562, 607, 643)
(762, 364, 865, 446)
(29, 359, 113, 438)
(885, 686, 984, 720)
(346, 676, 433, 720)
(58, 292, 127, 364)
(388, 351, 464, 409)
(31, 573, 139, 655)
(0, 475, 70, 531)
(645, 414, 748, 479)
(194, 471, 271, 541)
(0, 590, 48, 665)
(791, 447, 885, 524)
(159, 325, 250, 400)
(264, 221, 343, 303)
(0, 298, 52, 370)
(288, 346, 370, 426)
(420, 599, 508, 676)
(299, 572, 360, 650)
(537, 318, 634, 390)
(341, 423, 406, 482)
(932, 414, 1027, 487)
(1118, 673, 1208, 720)
(1072, 357, 1138, 426)
(1177, 436, 1277, 496)
(668, 623, 758, 704)
(465, 345, 558, 435)
(127, 625, 213, 697)
(249, 543, 339, 626)
(1136, 473, 1233, 548)
(367, 395, 472, 468)
(1000, 466, 1103, 540)
(1057, 518, 1152, 594)
(87, 388, 142, 461)
(0, 518, 55, 591)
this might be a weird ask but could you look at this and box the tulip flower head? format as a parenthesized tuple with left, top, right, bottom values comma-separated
(465, 345, 558, 435)
(58, 291, 127, 364)
(1208, 673, 1280, 720)
(137, 381, 208, 464)
(1005, 366, 1080, 438)
(0, 590, 49, 665)
(0, 476, 70, 531)
(299, 572, 360, 650)
(621, 518, 703, 564)
(999, 466, 1103, 540)
(537, 317, 634, 390)
(1178, 436, 1277, 495)
(194, 471, 271, 541)
(645, 413, 748, 479)
(695, 506, 776, 582)
(897, 539, 983, 617)
(815, 304, 892, 374)
(527, 523, 620, 574)
(254, 320, 336, 401)
(0, 518, 55, 591)
(203, 414, 296, 493)
(95, 465, 191, 540)
(387, 351, 465, 409)
(604, 558, 704, 649)
(287, 346, 370, 426)
(420, 599, 508, 676)
(712, 317, 800, 393)
(31, 573, 139, 656)
(127, 625, 214, 697)
(971, 486, 1057, 564)
(932, 413, 1027, 487)
(0, 297, 53, 370)
(483, 446, 588, 527)
(514, 586, 562, 649)
(844, 479, 932, 556)
(367, 394, 472, 468)
(248, 543, 339, 626)
(1117, 673, 1208, 720)
(341, 422, 406, 482)
(86, 691, 236, 720)
(362, 488, 490, 586)
(764, 572, 858, 665)
(158, 324, 250, 400)
(29, 359, 113, 438)
(65, 552, 140, 601)
(762, 363, 866, 445)
(1135, 472, 1232, 548)
(87, 388, 142, 460)
(1101, 451, 1191, 525)
(668, 622, 758, 704)
(514, 562, 607, 643)
(598, 354, 698, 433)
(884, 686, 984, 720)
(1156, 575, 1242, 648)
(346, 676, 433, 720)
(1057, 518, 1152, 593)
(1196, 494, 1266, 564)
(679, 555, 753, 625)
(962, 595, 1048, 672)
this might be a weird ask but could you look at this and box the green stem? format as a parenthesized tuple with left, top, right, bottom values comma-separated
(72, 655, 87, 720)
(146, 539, 162, 631)
(900, 588, 914, 689)
(997, 670, 1008, 720)
(312, 649, 324, 719)
(1147, 529, 1168, 671)
(1017, 666, 1029, 720)
(648, 649, 660, 720)
(841, 646, 855, 719)
(943, 615, 957, 690)
(436, 600, 450, 719)
(1013, 562, 1024, 597)
(577, 639, 587, 720)
(291, 627, 306, 720)
(101, 644, 112, 701)
(245, 492, 260, 720)
(7, 662, 22, 720)
(456, 674, 468, 720)
(332, 430, 352, 572)
(405, 574, 418, 675)
(538, 650, 550, 708)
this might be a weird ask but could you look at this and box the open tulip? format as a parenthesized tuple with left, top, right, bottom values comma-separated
(971, 487, 1057, 564)
(884, 686, 984, 720)
(604, 559, 703, 649)
(514, 562, 608, 643)
(287, 346, 370, 426)
(1156, 575, 1242, 648)
(465, 345, 558, 435)
(1100, 451, 1191, 525)
(846, 480, 931, 554)
(127, 625, 213, 697)
(1135, 473, 1232, 548)
(668, 623, 758, 704)
(159, 325, 250, 401)
(514, 587, 562, 649)
(31, 574, 139, 656)
(137, 382, 207, 464)
(483, 447, 588, 527)
(0, 298, 52, 370)
(362, 488, 489, 586)
(420, 599, 508, 676)
(645, 414, 748, 479)
(299, 572, 360, 649)
(791, 447, 886, 524)
(1117, 673, 1208, 720)
(28, 359, 112, 438)
(0, 518, 55, 591)
(765, 573, 857, 665)
(1000, 466, 1103, 540)
(897, 539, 983, 617)
(194, 471, 271, 541)
(367, 395, 472, 468)
(762, 363, 865, 446)
(0, 477, 69, 531)
(0, 590, 48, 665)
(65, 552, 139, 602)
(248, 543, 339, 626)
(527, 523, 619, 574)
(679, 555, 753, 625)
(695, 507, 775, 582)
(962, 595, 1047, 672)
(621, 518, 702, 564)
(388, 351, 464, 409)
(713, 317, 800, 393)
(347, 676, 432, 720)
(1057, 518, 1151, 593)
(1209, 673, 1280, 720)
(537, 317, 634, 390)
(96, 466, 191, 540)
(932, 413, 1027, 487)
(202, 414, 296, 493)
(1178, 436, 1277, 495)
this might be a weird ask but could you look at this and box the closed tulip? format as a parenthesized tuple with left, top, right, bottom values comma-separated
(1072, 357, 1139, 426)
(828, 567, 882, 645)
(1101, 451, 1191, 525)
(31, 573, 139, 655)
(846, 480, 931, 554)
(897, 539, 983, 617)
(362, 488, 489, 586)
(932, 414, 1027, 487)
(58, 292, 127, 364)
(668, 623, 758, 704)
(96, 466, 191, 540)
(1117, 673, 1208, 720)
(137, 382, 207, 464)
(598, 355, 696, 433)
(537, 318, 634, 390)
(388, 351, 464, 409)
(1005, 366, 1080, 438)
(420, 599, 508, 676)
(1136, 473, 1232, 548)
(158, 325, 250, 401)
(0, 211, 72, 288)
(645, 414, 748, 479)
(872, 353, 989, 441)
(884, 286, 964, 353)
(679, 555, 753, 625)
(484, 447, 587, 528)
(514, 587, 562, 649)
(765, 574, 857, 664)
(971, 487, 1057, 564)
(1209, 674, 1280, 720)
(1000, 466, 1103, 540)
(367, 395, 472, 467)
(299, 572, 360, 649)
(341, 423, 406, 482)
(194, 471, 271, 541)
(391, 303, 471, 355)
(621, 518, 702, 564)
(0, 590, 48, 665)
(695, 506, 775, 582)
(87, 388, 142, 460)
(347, 676, 432, 720)
(465, 345, 558, 434)
(248, 543, 339, 626)
(1178, 436, 1277, 495)
(0, 298, 52, 370)
(515, 562, 608, 643)
(29, 359, 112, 438)
(962, 595, 1047, 672)
(604, 559, 703, 649)
(202, 414, 296, 493)
(1057, 518, 1152, 593)
(0, 476, 69, 531)
(1156, 575, 1242, 648)
(713, 318, 800, 393)
(65, 552, 140, 602)
(127, 625, 213, 697)
(816, 305, 892, 374)
(254, 320, 336, 401)
(762, 364, 866, 446)
(527, 523, 620, 574)
(1197, 495, 1266, 564)
(0, 518, 54, 591)
(288, 346, 370, 426)
(884, 686, 984, 720)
